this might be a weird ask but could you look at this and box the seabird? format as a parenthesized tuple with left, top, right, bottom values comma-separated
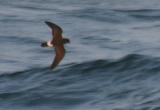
(41, 21, 70, 69)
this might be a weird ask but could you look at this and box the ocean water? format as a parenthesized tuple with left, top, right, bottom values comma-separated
(1, 0, 160, 110)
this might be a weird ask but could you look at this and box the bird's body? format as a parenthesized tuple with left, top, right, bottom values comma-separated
(41, 21, 70, 69)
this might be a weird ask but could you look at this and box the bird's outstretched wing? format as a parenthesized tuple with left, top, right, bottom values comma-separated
(51, 45, 65, 69)
(45, 21, 63, 42)
(45, 21, 66, 69)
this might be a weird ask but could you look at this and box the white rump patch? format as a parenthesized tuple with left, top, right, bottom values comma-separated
(47, 40, 54, 47)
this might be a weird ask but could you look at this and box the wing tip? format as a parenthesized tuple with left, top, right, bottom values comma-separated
(45, 21, 52, 28)
(45, 21, 50, 24)
(44, 21, 63, 32)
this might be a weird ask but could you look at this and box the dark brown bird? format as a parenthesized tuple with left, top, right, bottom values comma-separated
(41, 21, 70, 69)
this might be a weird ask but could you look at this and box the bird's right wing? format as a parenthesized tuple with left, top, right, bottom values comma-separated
(45, 21, 63, 42)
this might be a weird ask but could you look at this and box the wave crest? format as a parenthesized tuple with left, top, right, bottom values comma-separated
(2, 54, 160, 77)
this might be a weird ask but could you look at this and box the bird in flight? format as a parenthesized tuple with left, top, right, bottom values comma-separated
(41, 21, 70, 69)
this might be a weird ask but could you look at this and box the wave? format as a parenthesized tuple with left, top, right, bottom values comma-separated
(64, 8, 132, 23)
(64, 8, 160, 23)
(2, 54, 160, 80)
(0, 35, 41, 45)
(113, 9, 160, 21)
(1, 54, 160, 109)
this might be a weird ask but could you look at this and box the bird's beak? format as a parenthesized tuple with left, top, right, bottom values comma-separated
(41, 42, 48, 47)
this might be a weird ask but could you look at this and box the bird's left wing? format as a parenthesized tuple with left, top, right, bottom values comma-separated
(51, 45, 65, 69)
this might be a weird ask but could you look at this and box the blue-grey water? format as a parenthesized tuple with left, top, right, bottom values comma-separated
(1, 0, 160, 110)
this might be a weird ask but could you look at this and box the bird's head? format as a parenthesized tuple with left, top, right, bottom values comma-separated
(62, 38, 70, 44)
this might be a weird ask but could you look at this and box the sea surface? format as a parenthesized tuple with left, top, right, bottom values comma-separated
(1, 0, 160, 110)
